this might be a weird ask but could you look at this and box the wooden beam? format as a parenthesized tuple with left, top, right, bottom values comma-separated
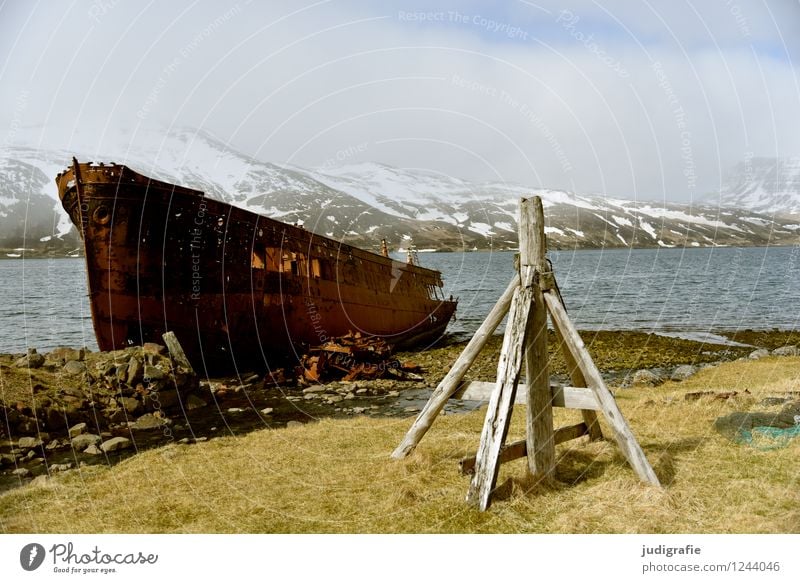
(459, 423, 590, 475)
(544, 291, 661, 487)
(520, 197, 555, 483)
(391, 274, 520, 459)
(162, 331, 195, 375)
(465, 284, 532, 510)
(453, 381, 601, 410)
(550, 297, 603, 441)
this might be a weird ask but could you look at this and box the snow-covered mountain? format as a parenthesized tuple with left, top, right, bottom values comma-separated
(1, 127, 798, 256)
(714, 157, 800, 217)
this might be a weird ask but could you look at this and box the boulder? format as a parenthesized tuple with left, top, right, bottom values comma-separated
(186, 394, 207, 410)
(670, 365, 697, 382)
(119, 397, 141, 415)
(68, 422, 88, 438)
(147, 388, 179, 410)
(18, 437, 43, 449)
(12, 467, 31, 477)
(772, 345, 799, 357)
(71, 433, 101, 450)
(14, 349, 45, 369)
(130, 413, 171, 431)
(50, 462, 73, 472)
(630, 369, 664, 387)
(143, 365, 166, 381)
(302, 385, 326, 394)
(632, 370, 662, 386)
(127, 356, 144, 385)
(50, 346, 85, 363)
(100, 436, 133, 452)
(83, 444, 102, 455)
(30, 474, 50, 486)
(749, 348, 770, 360)
(62, 387, 86, 399)
(63, 360, 86, 375)
(142, 343, 166, 356)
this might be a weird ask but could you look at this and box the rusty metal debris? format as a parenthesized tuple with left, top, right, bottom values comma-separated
(298, 332, 423, 383)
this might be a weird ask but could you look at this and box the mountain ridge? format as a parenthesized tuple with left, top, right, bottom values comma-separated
(1, 127, 798, 257)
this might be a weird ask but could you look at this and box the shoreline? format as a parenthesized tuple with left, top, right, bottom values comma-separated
(1, 328, 798, 494)
(3, 241, 800, 261)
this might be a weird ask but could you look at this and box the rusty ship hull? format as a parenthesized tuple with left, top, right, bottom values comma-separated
(56, 160, 457, 373)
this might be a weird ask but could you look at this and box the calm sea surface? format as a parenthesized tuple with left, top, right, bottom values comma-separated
(0, 246, 798, 353)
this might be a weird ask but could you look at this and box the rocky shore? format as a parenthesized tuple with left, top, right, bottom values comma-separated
(1, 329, 798, 491)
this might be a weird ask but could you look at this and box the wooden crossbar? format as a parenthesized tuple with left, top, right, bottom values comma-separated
(459, 423, 590, 475)
(453, 381, 601, 410)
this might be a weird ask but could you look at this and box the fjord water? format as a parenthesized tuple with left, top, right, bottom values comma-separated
(425, 246, 800, 342)
(0, 246, 798, 353)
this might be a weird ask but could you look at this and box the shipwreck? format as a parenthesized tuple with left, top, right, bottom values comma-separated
(56, 159, 457, 373)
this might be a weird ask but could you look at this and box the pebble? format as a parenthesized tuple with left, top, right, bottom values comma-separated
(260, 408, 274, 416)
(12, 468, 31, 477)
(286, 420, 304, 428)
(83, 444, 102, 455)
(227, 407, 245, 414)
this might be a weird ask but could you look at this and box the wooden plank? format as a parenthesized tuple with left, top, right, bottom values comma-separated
(520, 196, 555, 482)
(454, 381, 601, 410)
(391, 274, 520, 459)
(550, 294, 603, 441)
(544, 291, 661, 487)
(465, 284, 532, 510)
(162, 331, 196, 375)
(459, 423, 589, 475)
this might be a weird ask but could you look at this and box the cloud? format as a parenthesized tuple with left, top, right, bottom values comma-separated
(0, 0, 797, 202)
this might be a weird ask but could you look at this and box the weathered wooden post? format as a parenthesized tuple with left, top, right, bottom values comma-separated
(521, 198, 555, 483)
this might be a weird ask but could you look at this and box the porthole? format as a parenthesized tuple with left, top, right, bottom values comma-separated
(93, 205, 111, 225)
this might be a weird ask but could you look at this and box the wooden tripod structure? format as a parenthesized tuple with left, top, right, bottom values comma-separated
(391, 196, 660, 510)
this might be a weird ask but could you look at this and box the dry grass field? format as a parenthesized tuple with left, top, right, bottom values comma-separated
(1, 356, 798, 533)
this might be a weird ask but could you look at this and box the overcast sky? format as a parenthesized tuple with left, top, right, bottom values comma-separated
(1, 0, 799, 202)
